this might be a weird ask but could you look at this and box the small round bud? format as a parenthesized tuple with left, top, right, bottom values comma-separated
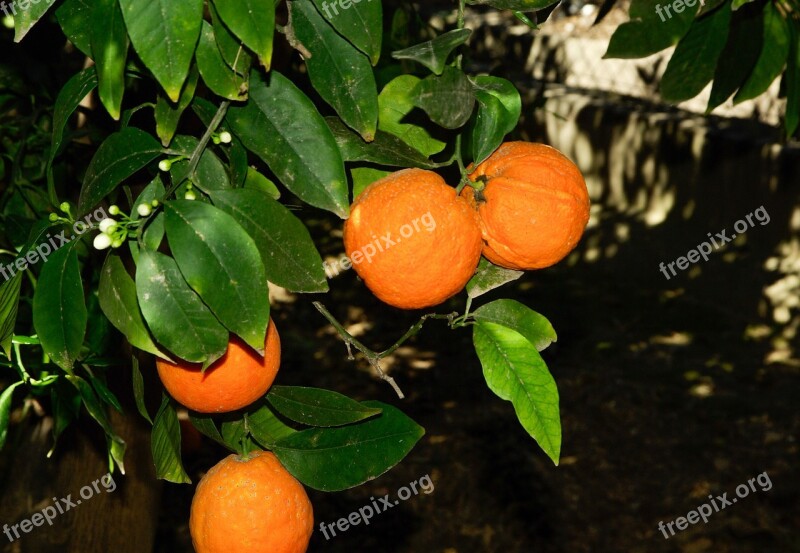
(137, 203, 152, 217)
(48, 213, 59, 222)
(184, 190, 197, 200)
(108, 205, 120, 216)
(2, 15, 14, 30)
(151, 199, 159, 207)
(219, 131, 232, 144)
(158, 159, 172, 172)
(111, 238, 124, 248)
(93, 233, 112, 250)
(59, 202, 71, 213)
(98, 218, 117, 233)
(212, 135, 221, 145)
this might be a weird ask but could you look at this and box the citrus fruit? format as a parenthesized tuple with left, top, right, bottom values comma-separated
(343, 168, 482, 309)
(190, 451, 313, 553)
(156, 319, 280, 413)
(461, 141, 590, 270)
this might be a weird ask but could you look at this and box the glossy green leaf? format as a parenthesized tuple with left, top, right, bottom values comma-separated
(787, 25, 799, 137)
(210, 0, 275, 68)
(155, 67, 199, 147)
(473, 321, 561, 464)
(473, 299, 557, 352)
(13, 0, 55, 42)
(132, 356, 152, 424)
(168, 135, 231, 192)
(189, 413, 227, 448)
(291, 0, 379, 141)
(164, 201, 269, 352)
(136, 250, 229, 364)
(78, 128, 162, 214)
(734, 2, 790, 103)
(660, 2, 731, 102)
(98, 254, 167, 359)
(50, 68, 98, 165)
(412, 66, 476, 129)
(196, 21, 248, 101)
(91, 0, 129, 120)
(350, 167, 391, 199)
(56, 0, 93, 56)
(119, 0, 204, 101)
(312, 0, 383, 64)
(391, 29, 471, 75)
(471, 76, 521, 165)
(151, 395, 191, 483)
(0, 272, 23, 359)
(267, 386, 382, 427)
(604, 0, 697, 59)
(244, 167, 280, 199)
(272, 401, 424, 491)
(209, 3, 253, 76)
(466, 258, 523, 299)
(228, 136, 250, 188)
(89, 374, 122, 413)
(32, 245, 86, 372)
(246, 402, 296, 448)
(131, 176, 167, 255)
(209, 189, 327, 292)
(227, 70, 349, 218)
(707, 5, 763, 111)
(67, 375, 126, 472)
(0, 382, 23, 449)
(731, 0, 757, 10)
(325, 116, 435, 168)
(378, 75, 446, 156)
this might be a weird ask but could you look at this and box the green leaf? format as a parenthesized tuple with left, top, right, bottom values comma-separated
(244, 168, 280, 199)
(0, 272, 23, 359)
(412, 66, 476, 129)
(246, 402, 296, 447)
(208, 189, 328, 293)
(378, 75, 446, 156)
(473, 321, 561, 464)
(466, 258, 524, 299)
(168, 135, 231, 192)
(210, 0, 275, 68)
(291, 0, 379, 141)
(88, 374, 123, 413)
(151, 395, 191, 483)
(78, 128, 162, 214)
(98, 254, 168, 359)
(787, 24, 800, 137)
(209, 3, 253, 76)
(91, 0, 129, 120)
(350, 167, 391, 199)
(229, 137, 250, 188)
(470, 76, 521, 164)
(131, 176, 167, 255)
(471, 75, 521, 127)
(604, 0, 697, 59)
(731, 0, 756, 10)
(707, 4, 763, 111)
(164, 201, 270, 352)
(56, 0, 93, 56)
(119, 0, 204, 101)
(136, 250, 229, 365)
(13, 0, 56, 42)
(67, 375, 126, 472)
(132, 356, 152, 424)
(311, 0, 383, 64)
(196, 21, 249, 101)
(0, 382, 23, 450)
(50, 68, 98, 166)
(272, 401, 424, 491)
(155, 67, 199, 147)
(32, 245, 86, 372)
(734, 2, 790, 103)
(473, 299, 557, 352)
(188, 413, 228, 448)
(325, 116, 435, 168)
(267, 386, 382, 427)
(468, 0, 560, 8)
(391, 29, 471, 75)
(660, 2, 732, 103)
(227, 70, 350, 218)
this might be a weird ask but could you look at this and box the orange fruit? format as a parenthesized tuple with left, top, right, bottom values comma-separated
(190, 450, 313, 553)
(461, 142, 590, 270)
(156, 319, 280, 413)
(343, 168, 482, 309)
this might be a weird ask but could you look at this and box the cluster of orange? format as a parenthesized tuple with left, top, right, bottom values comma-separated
(344, 142, 590, 309)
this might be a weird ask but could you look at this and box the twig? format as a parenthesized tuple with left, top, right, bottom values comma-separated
(279, 2, 313, 59)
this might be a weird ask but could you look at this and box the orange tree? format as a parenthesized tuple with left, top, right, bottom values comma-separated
(0, 0, 795, 547)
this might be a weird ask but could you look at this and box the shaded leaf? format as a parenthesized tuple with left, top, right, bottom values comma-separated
(196, 21, 248, 101)
(210, 0, 275, 68)
(604, 0, 696, 59)
(466, 258, 523, 299)
(0, 272, 23, 359)
(267, 386, 382, 427)
(311, 0, 383, 64)
(378, 75, 446, 156)
(155, 67, 199, 147)
(391, 29, 471, 75)
(132, 356, 152, 424)
(151, 395, 191, 483)
(734, 2, 790, 103)
(56, 0, 93, 56)
(412, 66, 475, 129)
(13, 0, 55, 42)
(0, 382, 23, 449)
(325, 116, 435, 168)
(50, 68, 98, 165)
(91, 0, 129, 120)
(246, 403, 296, 447)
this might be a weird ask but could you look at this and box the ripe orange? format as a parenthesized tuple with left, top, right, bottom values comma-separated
(156, 319, 280, 413)
(190, 451, 313, 553)
(343, 168, 482, 309)
(461, 142, 590, 270)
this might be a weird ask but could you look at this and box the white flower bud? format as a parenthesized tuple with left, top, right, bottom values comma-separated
(108, 205, 120, 215)
(137, 203, 152, 217)
(219, 131, 232, 144)
(93, 233, 112, 250)
(184, 190, 197, 200)
(98, 218, 117, 233)
(158, 159, 172, 172)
